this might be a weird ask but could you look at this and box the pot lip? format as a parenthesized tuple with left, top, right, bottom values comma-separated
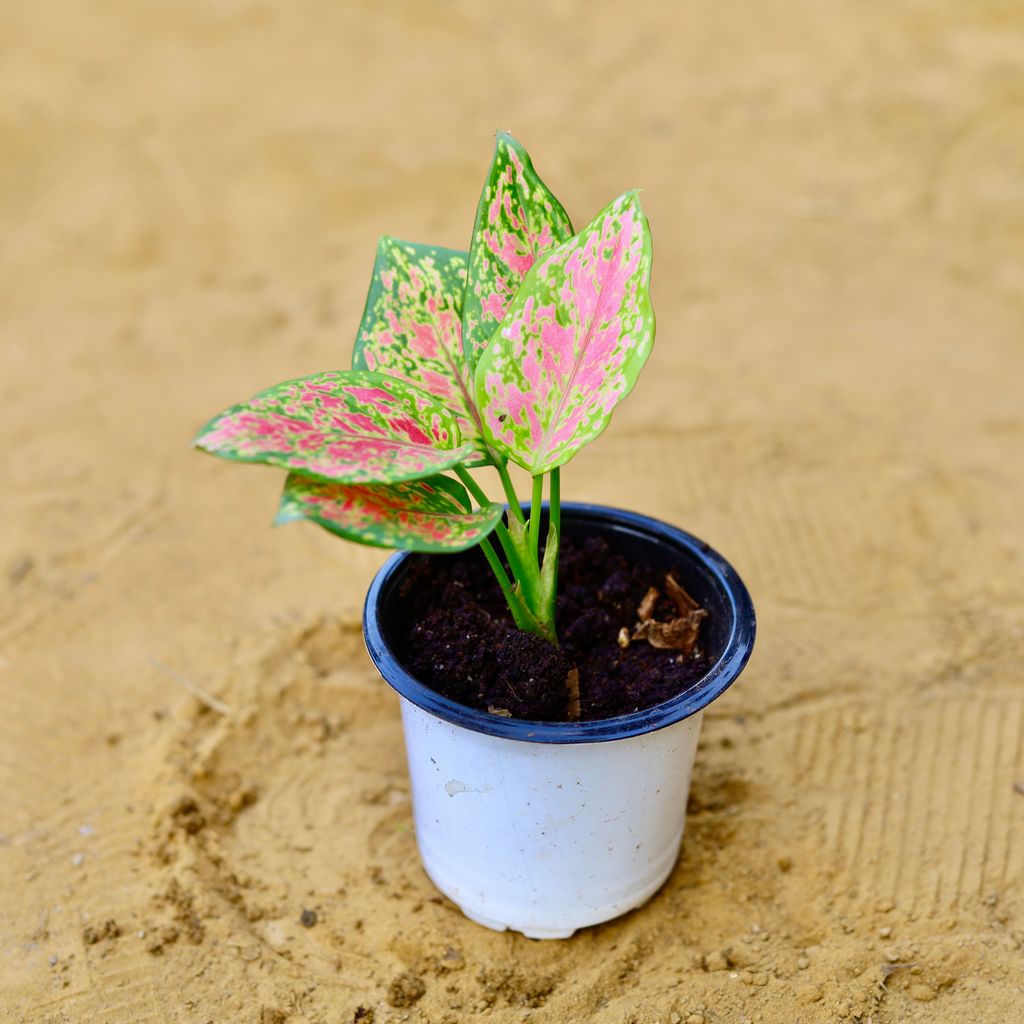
(362, 502, 756, 744)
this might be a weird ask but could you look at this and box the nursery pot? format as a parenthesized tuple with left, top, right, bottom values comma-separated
(363, 503, 755, 939)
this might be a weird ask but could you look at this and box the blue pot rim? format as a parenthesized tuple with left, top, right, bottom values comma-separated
(362, 503, 756, 744)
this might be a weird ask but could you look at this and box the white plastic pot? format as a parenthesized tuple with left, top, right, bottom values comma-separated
(364, 504, 755, 938)
(399, 697, 703, 938)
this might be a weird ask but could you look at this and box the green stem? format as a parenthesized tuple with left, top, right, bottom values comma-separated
(455, 464, 541, 633)
(495, 521, 532, 596)
(528, 475, 543, 558)
(549, 467, 560, 540)
(457, 463, 524, 591)
(479, 537, 532, 630)
(494, 459, 525, 523)
(454, 464, 490, 508)
(548, 467, 561, 628)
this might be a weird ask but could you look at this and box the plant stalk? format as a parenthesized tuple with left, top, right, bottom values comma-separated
(454, 463, 491, 509)
(528, 475, 543, 558)
(479, 536, 533, 631)
(455, 463, 548, 639)
(456, 465, 525, 589)
(549, 467, 560, 540)
(494, 459, 526, 523)
(548, 467, 561, 620)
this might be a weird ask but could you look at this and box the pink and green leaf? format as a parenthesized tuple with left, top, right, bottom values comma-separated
(275, 473, 504, 553)
(462, 132, 574, 370)
(352, 237, 485, 450)
(193, 370, 475, 484)
(474, 190, 655, 475)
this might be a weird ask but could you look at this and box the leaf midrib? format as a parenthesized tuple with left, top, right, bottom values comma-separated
(345, 491, 496, 522)
(249, 407, 467, 456)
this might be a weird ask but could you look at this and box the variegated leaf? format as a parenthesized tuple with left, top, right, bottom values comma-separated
(475, 191, 654, 475)
(462, 132, 574, 369)
(275, 473, 503, 553)
(352, 237, 484, 449)
(193, 370, 474, 484)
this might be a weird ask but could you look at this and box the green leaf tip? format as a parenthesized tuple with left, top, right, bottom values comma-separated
(462, 132, 574, 371)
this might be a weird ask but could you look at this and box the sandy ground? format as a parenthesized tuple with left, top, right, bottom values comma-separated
(2, 2, 1023, 1021)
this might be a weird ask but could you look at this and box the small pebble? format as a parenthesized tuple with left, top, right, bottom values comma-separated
(439, 946, 465, 970)
(797, 957, 810, 970)
(704, 951, 730, 972)
(878, 926, 892, 939)
(777, 854, 792, 872)
(909, 982, 936, 1002)
(70, 853, 85, 867)
(798, 984, 823, 1004)
(299, 908, 318, 928)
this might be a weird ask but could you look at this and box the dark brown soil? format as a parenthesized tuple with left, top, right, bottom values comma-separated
(396, 535, 711, 722)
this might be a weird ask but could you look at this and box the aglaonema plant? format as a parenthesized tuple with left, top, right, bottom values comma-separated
(195, 133, 654, 646)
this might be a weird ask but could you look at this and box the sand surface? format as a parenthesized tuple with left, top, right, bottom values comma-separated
(2, 2, 1023, 1022)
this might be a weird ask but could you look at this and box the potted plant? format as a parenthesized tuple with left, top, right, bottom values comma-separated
(194, 133, 755, 939)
